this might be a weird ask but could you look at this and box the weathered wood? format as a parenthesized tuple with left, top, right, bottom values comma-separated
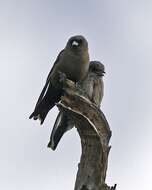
(57, 79, 116, 190)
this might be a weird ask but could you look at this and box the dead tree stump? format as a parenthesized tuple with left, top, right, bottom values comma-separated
(57, 79, 116, 190)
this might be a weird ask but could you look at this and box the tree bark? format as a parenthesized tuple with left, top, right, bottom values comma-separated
(57, 79, 116, 190)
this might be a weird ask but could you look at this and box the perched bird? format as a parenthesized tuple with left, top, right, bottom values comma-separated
(29, 35, 90, 124)
(48, 61, 105, 150)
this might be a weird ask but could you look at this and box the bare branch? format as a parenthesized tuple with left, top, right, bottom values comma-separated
(57, 79, 116, 190)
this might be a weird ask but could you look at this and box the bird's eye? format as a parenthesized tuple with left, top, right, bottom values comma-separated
(78, 39, 82, 44)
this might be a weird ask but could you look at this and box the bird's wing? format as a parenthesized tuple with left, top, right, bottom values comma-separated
(46, 49, 65, 83)
(92, 78, 104, 107)
(29, 50, 65, 123)
(34, 49, 65, 107)
(29, 80, 62, 124)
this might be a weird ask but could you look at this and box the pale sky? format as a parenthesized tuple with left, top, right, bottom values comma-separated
(0, 0, 152, 190)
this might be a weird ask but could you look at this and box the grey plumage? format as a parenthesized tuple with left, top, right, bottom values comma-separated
(29, 35, 90, 124)
(48, 61, 105, 150)
(78, 61, 105, 107)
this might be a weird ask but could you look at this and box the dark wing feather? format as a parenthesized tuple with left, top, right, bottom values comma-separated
(29, 81, 62, 124)
(35, 49, 65, 107)
(29, 50, 65, 123)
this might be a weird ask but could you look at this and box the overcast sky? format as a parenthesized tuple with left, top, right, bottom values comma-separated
(0, 0, 152, 190)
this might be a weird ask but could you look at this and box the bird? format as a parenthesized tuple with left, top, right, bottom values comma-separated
(29, 35, 90, 125)
(48, 61, 105, 150)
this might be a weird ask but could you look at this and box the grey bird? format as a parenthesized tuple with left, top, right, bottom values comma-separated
(48, 61, 105, 150)
(29, 35, 90, 124)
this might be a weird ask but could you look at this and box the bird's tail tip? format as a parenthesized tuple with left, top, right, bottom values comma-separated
(47, 141, 56, 151)
(29, 113, 33, 119)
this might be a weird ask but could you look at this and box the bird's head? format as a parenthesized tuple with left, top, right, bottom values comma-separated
(66, 35, 88, 53)
(89, 61, 105, 76)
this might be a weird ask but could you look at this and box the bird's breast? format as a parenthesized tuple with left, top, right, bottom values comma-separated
(62, 51, 89, 82)
(50, 50, 89, 88)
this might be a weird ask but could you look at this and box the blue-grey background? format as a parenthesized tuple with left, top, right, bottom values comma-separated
(0, 0, 151, 189)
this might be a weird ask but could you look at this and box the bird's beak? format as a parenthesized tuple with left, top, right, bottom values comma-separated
(96, 70, 106, 76)
(72, 40, 79, 47)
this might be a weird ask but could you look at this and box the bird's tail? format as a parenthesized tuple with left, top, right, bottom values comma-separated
(48, 111, 74, 150)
